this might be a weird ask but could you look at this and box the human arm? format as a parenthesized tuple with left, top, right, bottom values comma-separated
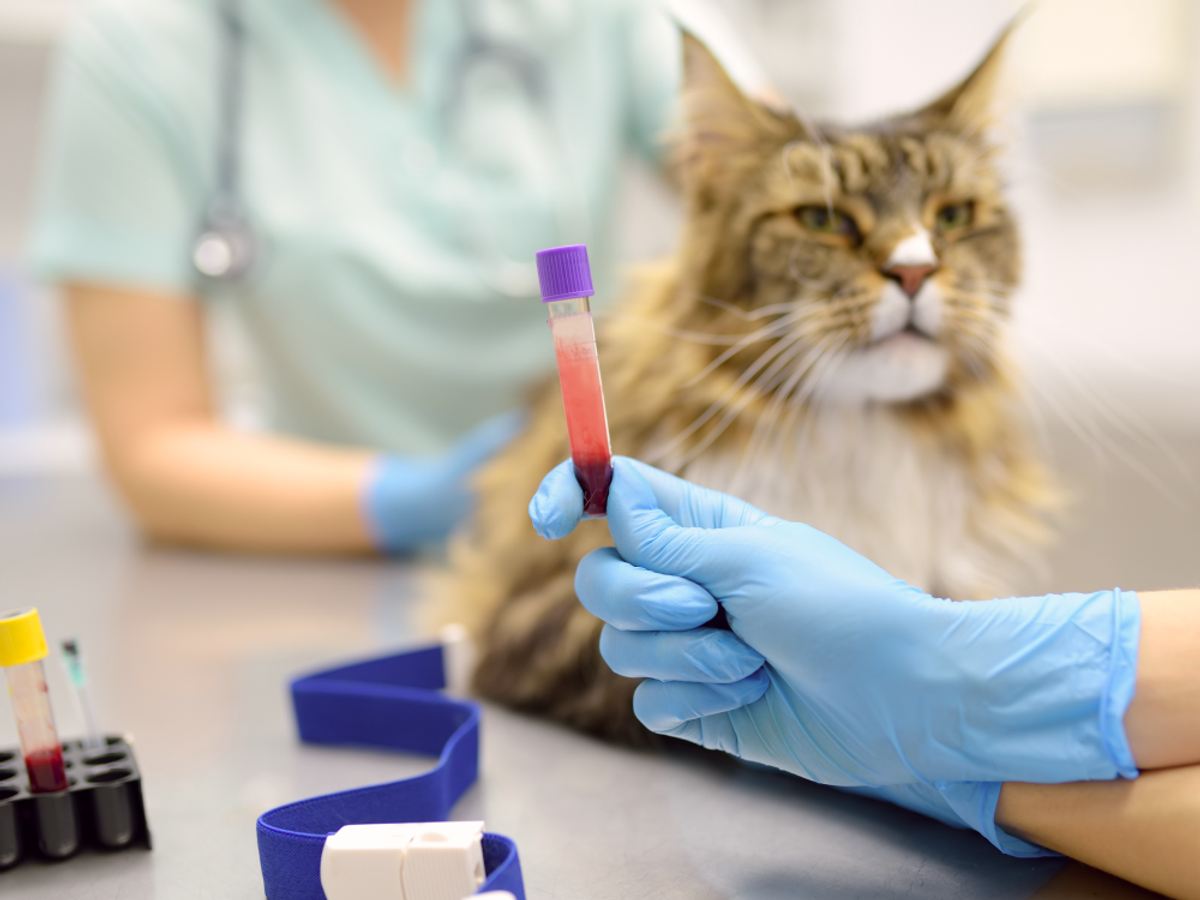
(846, 767, 1200, 896)
(1122, 589, 1200, 768)
(996, 591, 1200, 898)
(66, 282, 374, 552)
(997, 767, 1200, 900)
(67, 283, 518, 553)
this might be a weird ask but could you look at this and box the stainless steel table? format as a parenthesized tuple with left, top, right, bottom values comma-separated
(0, 473, 1167, 899)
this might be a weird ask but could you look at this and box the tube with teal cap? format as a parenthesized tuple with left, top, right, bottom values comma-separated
(61, 638, 104, 753)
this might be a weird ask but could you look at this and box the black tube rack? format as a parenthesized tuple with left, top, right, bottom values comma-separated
(0, 736, 151, 869)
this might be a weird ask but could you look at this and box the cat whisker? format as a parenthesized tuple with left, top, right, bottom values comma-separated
(1020, 373, 1182, 502)
(732, 332, 845, 488)
(752, 299, 830, 319)
(688, 290, 812, 322)
(773, 335, 853, 470)
(649, 328, 811, 465)
(1016, 331, 1196, 496)
(669, 321, 848, 473)
(952, 278, 1015, 296)
(1037, 324, 1200, 392)
(943, 285, 1010, 309)
(767, 334, 849, 452)
(680, 306, 825, 389)
(941, 302, 1004, 326)
(686, 327, 830, 455)
(740, 335, 836, 443)
(681, 300, 840, 391)
(1013, 369, 1060, 467)
(608, 314, 792, 346)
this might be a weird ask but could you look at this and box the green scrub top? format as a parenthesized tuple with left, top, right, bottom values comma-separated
(29, 0, 679, 454)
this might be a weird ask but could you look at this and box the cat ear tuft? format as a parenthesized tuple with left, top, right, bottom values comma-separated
(671, 31, 793, 191)
(916, 16, 1022, 136)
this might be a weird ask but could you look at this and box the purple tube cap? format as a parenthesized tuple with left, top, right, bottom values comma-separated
(536, 244, 594, 303)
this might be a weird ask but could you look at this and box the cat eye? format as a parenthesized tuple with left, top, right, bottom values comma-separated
(795, 206, 861, 242)
(935, 201, 975, 233)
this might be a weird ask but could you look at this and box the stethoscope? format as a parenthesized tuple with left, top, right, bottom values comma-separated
(192, 0, 256, 282)
(192, 0, 586, 296)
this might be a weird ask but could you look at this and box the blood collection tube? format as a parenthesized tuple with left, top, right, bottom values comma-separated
(61, 639, 104, 752)
(535, 244, 613, 517)
(0, 609, 69, 793)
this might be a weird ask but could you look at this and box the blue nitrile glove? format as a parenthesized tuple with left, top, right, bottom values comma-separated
(365, 410, 524, 553)
(529, 457, 1141, 789)
(840, 781, 1056, 858)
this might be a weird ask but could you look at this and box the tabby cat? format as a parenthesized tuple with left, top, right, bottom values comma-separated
(442, 29, 1054, 745)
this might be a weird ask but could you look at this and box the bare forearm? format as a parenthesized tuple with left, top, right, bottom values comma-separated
(65, 283, 376, 553)
(111, 421, 376, 553)
(1125, 590, 1200, 769)
(997, 767, 1200, 899)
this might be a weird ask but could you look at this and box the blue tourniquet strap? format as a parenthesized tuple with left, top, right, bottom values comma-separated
(256, 644, 525, 900)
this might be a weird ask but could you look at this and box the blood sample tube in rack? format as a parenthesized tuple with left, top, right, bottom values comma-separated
(0, 609, 70, 793)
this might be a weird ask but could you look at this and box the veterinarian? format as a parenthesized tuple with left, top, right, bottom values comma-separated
(530, 457, 1200, 897)
(26, 0, 685, 553)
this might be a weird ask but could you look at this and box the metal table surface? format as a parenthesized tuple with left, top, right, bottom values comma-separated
(0, 473, 1165, 900)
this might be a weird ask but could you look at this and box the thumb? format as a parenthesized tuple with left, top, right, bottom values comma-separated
(606, 458, 760, 591)
(528, 459, 584, 540)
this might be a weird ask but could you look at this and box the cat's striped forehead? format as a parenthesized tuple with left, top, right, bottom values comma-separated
(778, 129, 999, 201)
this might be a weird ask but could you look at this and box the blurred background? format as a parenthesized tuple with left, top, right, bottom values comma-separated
(1, 0, 1197, 592)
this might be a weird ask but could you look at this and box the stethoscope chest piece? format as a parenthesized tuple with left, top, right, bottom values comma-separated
(193, 203, 257, 282)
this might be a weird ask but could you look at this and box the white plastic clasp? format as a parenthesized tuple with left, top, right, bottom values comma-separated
(320, 821, 486, 900)
(439, 624, 476, 696)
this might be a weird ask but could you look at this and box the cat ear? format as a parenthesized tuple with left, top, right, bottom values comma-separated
(672, 31, 793, 189)
(915, 17, 1021, 135)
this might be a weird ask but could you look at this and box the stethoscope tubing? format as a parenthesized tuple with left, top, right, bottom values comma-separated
(193, 0, 585, 295)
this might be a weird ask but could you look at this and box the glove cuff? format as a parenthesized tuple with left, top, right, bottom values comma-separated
(362, 455, 401, 554)
(939, 587, 1143, 784)
(363, 454, 463, 554)
(935, 782, 1059, 858)
(840, 782, 1059, 859)
(1100, 588, 1140, 779)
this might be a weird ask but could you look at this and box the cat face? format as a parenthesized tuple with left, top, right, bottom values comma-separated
(672, 30, 1020, 409)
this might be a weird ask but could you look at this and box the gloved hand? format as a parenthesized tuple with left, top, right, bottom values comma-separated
(365, 409, 523, 552)
(840, 781, 1056, 858)
(530, 457, 1141, 788)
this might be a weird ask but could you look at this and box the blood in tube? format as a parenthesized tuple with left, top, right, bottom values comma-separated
(552, 321, 613, 517)
(24, 746, 68, 794)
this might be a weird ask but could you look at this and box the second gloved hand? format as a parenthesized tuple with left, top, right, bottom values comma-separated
(530, 457, 1140, 788)
(365, 410, 524, 552)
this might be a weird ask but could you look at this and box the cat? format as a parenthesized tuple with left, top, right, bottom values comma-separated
(440, 28, 1055, 745)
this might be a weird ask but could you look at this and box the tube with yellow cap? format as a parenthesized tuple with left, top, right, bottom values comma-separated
(0, 609, 69, 793)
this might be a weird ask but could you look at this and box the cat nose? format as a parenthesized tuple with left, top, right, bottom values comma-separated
(884, 264, 938, 299)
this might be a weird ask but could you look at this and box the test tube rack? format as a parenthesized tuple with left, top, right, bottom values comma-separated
(0, 736, 151, 869)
